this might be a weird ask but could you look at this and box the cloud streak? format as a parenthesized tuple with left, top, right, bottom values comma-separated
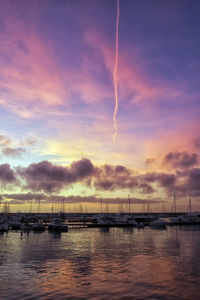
(1, 193, 164, 206)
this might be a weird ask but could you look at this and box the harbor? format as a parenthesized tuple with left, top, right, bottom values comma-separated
(1, 212, 200, 233)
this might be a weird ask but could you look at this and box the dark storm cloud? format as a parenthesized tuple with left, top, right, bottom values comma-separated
(163, 151, 198, 169)
(2, 147, 26, 158)
(18, 158, 95, 192)
(0, 163, 16, 183)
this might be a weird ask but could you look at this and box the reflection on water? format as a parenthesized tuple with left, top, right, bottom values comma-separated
(0, 226, 200, 299)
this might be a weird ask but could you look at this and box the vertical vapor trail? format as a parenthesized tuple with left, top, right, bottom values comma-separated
(112, 0, 120, 141)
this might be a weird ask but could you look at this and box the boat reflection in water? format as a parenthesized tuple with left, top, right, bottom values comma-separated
(0, 226, 200, 299)
(99, 226, 110, 234)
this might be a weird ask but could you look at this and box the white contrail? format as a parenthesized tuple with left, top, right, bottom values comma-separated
(113, 0, 120, 141)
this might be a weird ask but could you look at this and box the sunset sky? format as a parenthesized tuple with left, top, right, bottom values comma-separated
(0, 0, 200, 212)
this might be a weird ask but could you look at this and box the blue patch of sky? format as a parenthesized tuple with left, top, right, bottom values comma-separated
(119, 0, 200, 87)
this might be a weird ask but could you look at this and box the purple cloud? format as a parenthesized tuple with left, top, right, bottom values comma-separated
(18, 158, 95, 192)
(2, 147, 26, 158)
(93, 164, 137, 191)
(1, 193, 164, 206)
(0, 158, 199, 200)
(163, 151, 198, 169)
(0, 163, 16, 183)
(179, 168, 200, 197)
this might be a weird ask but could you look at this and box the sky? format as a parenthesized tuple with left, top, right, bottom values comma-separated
(0, 0, 200, 213)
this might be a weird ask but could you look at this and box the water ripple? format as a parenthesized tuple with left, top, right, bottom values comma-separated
(0, 227, 200, 299)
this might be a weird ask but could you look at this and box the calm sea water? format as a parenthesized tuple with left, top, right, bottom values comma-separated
(0, 226, 200, 300)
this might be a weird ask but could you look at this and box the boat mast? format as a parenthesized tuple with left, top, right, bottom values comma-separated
(29, 199, 33, 214)
(147, 201, 150, 213)
(128, 194, 130, 214)
(62, 197, 65, 213)
(132, 194, 134, 213)
(162, 201, 166, 213)
(37, 196, 41, 213)
(143, 200, 145, 214)
(173, 194, 176, 215)
(51, 199, 54, 213)
(189, 197, 192, 213)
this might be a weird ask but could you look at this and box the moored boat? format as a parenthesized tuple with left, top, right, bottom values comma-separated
(48, 218, 68, 232)
(150, 219, 167, 228)
(171, 212, 200, 225)
(0, 221, 9, 232)
(21, 223, 32, 232)
(32, 221, 45, 231)
(10, 220, 21, 230)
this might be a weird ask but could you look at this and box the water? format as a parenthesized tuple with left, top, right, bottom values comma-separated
(0, 226, 200, 300)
